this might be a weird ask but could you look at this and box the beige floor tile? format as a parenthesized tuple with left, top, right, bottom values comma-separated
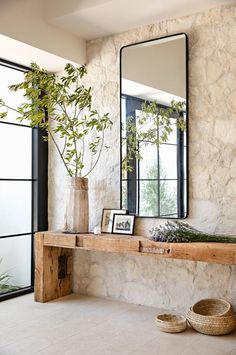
(128, 328, 196, 355)
(227, 349, 236, 355)
(0, 294, 235, 355)
(179, 334, 236, 355)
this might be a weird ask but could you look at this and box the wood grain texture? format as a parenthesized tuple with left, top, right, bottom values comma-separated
(80, 234, 140, 253)
(34, 232, 236, 303)
(140, 240, 236, 264)
(41, 232, 236, 265)
(34, 232, 45, 302)
(44, 233, 76, 248)
(35, 232, 73, 302)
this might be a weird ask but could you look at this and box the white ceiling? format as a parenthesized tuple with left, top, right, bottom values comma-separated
(0, 0, 235, 71)
(44, 0, 236, 40)
(0, 35, 78, 72)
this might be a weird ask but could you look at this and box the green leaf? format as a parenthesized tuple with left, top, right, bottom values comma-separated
(0, 111, 8, 119)
(0, 61, 112, 177)
(122, 99, 186, 172)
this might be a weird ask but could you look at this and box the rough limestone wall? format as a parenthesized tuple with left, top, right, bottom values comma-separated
(73, 251, 236, 312)
(49, 5, 236, 311)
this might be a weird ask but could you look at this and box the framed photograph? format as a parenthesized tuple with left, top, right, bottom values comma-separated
(101, 209, 127, 233)
(112, 214, 135, 235)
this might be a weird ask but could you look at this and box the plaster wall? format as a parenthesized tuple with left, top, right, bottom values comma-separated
(0, 0, 86, 65)
(49, 4, 236, 312)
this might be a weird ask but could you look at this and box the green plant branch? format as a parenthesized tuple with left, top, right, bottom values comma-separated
(0, 63, 112, 177)
(74, 75, 79, 119)
(61, 136, 67, 156)
(81, 126, 85, 173)
(1, 100, 71, 177)
(1, 104, 19, 114)
(122, 100, 186, 172)
(84, 129, 105, 178)
(48, 127, 72, 176)
(60, 102, 79, 176)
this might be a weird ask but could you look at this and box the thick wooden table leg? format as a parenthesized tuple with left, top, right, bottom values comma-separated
(34, 233, 73, 302)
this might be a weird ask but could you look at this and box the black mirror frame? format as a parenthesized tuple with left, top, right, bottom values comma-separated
(119, 32, 189, 219)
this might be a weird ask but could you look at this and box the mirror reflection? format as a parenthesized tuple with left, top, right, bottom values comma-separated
(120, 33, 188, 218)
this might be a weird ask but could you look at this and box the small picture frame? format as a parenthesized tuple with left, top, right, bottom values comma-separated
(112, 214, 135, 235)
(101, 209, 127, 233)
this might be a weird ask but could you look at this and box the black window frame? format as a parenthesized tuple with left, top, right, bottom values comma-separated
(0, 59, 48, 301)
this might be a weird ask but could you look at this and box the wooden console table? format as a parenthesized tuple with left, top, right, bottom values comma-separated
(34, 231, 236, 303)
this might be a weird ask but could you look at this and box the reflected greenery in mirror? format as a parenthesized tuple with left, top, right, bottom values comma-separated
(120, 33, 188, 218)
(122, 99, 185, 173)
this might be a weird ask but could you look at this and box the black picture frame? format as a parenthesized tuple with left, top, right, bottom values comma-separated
(101, 208, 127, 233)
(112, 214, 135, 235)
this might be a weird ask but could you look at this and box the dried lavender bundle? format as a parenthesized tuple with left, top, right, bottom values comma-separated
(149, 221, 236, 243)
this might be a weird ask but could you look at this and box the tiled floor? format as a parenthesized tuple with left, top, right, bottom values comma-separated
(0, 294, 235, 355)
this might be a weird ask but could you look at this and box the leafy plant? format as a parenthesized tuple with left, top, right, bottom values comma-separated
(0, 259, 19, 294)
(150, 221, 236, 243)
(122, 100, 185, 172)
(0, 63, 112, 177)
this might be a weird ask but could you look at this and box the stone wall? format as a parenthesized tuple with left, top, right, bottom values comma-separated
(73, 251, 236, 312)
(49, 4, 236, 311)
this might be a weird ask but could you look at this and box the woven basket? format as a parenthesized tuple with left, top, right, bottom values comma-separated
(155, 314, 187, 333)
(192, 298, 234, 317)
(187, 311, 236, 335)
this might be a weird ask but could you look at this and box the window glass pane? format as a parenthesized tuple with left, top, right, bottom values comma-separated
(160, 180, 177, 216)
(0, 65, 29, 126)
(0, 124, 32, 179)
(159, 144, 177, 179)
(0, 181, 31, 236)
(121, 180, 127, 209)
(139, 143, 157, 179)
(121, 97, 126, 138)
(139, 180, 158, 216)
(136, 109, 156, 134)
(0, 235, 31, 294)
(121, 139, 127, 179)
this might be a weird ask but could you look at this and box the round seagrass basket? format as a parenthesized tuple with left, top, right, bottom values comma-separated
(155, 314, 187, 333)
(192, 298, 234, 317)
(187, 298, 236, 336)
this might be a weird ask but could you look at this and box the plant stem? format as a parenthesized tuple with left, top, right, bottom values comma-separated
(75, 108, 83, 174)
(83, 129, 105, 178)
(60, 103, 79, 177)
(48, 128, 72, 176)
(81, 130, 85, 174)
(2, 104, 19, 114)
(61, 136, 67, 156)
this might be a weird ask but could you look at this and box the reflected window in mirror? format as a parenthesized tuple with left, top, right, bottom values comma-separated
(120, 33, 188, 218)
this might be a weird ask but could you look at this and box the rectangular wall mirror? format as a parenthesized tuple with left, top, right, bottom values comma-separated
(120, 33, 188, 218)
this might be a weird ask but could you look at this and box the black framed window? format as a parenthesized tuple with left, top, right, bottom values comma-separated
(121, 94, 186, 218)
(0, 59, 48, 301)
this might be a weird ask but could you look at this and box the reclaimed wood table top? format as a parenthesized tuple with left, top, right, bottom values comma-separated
(36, 231, 236, 265)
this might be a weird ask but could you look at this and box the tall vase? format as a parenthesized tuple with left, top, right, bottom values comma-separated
(64, 177, 89, 233)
